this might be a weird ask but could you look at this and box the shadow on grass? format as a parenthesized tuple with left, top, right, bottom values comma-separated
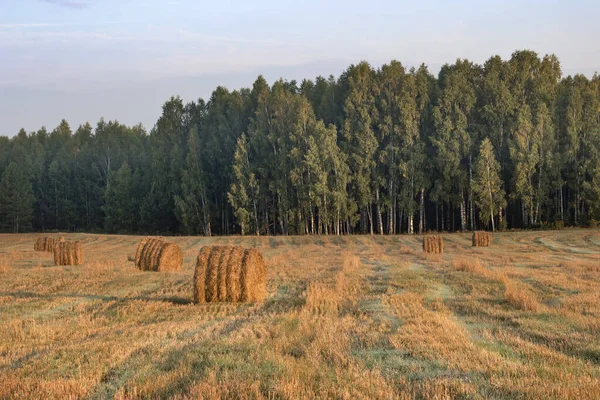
(0, 291, 193, 305)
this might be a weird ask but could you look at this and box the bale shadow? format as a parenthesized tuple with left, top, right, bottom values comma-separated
(0, 291, 193, 306)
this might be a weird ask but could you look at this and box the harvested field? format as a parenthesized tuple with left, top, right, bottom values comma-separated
(1, 230, 600, 398)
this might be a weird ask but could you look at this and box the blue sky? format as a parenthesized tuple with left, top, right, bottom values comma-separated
(1, 0, 599, 136)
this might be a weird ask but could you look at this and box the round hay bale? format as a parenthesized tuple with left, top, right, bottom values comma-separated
(226, 247, 245, 302)
(137, 238, 155, 271)
(473, 231, 491, 247)
(240, 248, 266, 302)
(135, 237, 150, 269)
(66, 242, 73, 265)
(156, 242, 182, 272)
(148, 240, 163, 271)
(204, 246, 224, 302)
(216, 246, 235, 301)
(53, 242, 61, 265)
(423, 235, 443, 254)
(194, 246, 213, 304)
(194, 245, 266, 304)
(73, 241, 83, 265)
(52, 241, 83, 266)
(135, 237, 181, 272)
(141, 239, 162, 271)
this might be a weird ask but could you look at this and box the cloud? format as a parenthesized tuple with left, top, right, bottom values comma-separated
(41, 0, 94, 9)
(0, 23, 66, 28)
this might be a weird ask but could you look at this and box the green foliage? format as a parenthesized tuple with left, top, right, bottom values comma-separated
(473, 139, 506, 231)
(174, 127, 212, 235)
(0, 162, 35, 232)
(1, 51, 599, 235)
(103, 162, 136, 233)
(228, 134, 259, 235)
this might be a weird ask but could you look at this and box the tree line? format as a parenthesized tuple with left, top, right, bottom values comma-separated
(1, 50, 599, 235)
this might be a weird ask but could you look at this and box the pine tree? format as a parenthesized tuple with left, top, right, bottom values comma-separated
(174, 127, 212, 235)
(103, 162, 136, 233)
(228, 134, 260, 235)
(0, 162, 35, 232)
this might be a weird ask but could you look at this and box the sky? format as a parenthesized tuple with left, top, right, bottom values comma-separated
(1, 0, 599, 136)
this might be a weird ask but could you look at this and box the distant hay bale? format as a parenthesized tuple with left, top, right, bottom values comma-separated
(423, 235, 444, 254)
(53, 241, 83, 266)
(472, 231, 491, 247)
(135, 237, 150, 266)
(194, 245, 266, 304)
(134, 237, 182, 272)
(35, 236, 64, 253)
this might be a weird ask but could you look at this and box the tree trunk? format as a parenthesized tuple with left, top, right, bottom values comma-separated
(469, 154, 474, 231)
(419, 187, 425, 234)
(376, 188, 383, 235)
(460, 194, 466, 231)
(489, 185, 495, 232)
(499, 207, 503, 230)
(367, 204, 374, 235)
(560, 187, 564, 221)
(253, 199, 259, 236)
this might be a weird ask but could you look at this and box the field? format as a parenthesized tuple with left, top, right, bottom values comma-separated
(1, 230, 600, 399)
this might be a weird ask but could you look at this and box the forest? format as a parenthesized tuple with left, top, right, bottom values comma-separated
(0, 50, 599, 236)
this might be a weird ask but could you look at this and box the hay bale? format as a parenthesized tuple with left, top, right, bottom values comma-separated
(141, 238, 162, 271)
(156, 242, 182, 272)
(53, 241, 84, 266)
(216, 246, 234, 301)
(134, 237, 182, 272)
(204, 246, 223, 302)
(472, 231, 491, 247)
(35, 236, 64, 252)
(226, 247, 245, 302)
(134, 237, 150, 268)
(194, 245, 266, 304)
(73, 241, 83, 265)
(240, 248, 266, 302)
(193, 246, 212, 304)
(423, 235, 443, 254)
(53, 242, 60, 265)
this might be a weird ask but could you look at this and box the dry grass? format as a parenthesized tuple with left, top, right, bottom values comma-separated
(398, 244, 415, 255)
(560, 260, 600, 272)
(0, 230, 600, 398)
(452, 257, 485, 273)
(0, 253, 12, 273)
(503, 278, 541, 312)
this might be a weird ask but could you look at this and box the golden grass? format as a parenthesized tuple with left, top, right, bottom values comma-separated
(0, 253, 12, 273)
(1, 230, 600, 398)
(503, 278, 541, 312)
(452, 257, 485, 273)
